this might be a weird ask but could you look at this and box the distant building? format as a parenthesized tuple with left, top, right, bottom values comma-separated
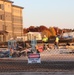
(0, 0, 24, 42)
(61, 32, 74, 39)
(22, 32, 42, 41)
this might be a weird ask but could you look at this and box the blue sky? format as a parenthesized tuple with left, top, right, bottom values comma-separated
(12, 0, 74, 29)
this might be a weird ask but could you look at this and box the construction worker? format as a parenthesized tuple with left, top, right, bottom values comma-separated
(54, 36, 59, 49)
(42, 35, 48, 50)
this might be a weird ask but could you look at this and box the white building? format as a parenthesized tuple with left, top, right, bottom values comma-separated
(62, 32, 74, 38)
(22, 32, 42, 41)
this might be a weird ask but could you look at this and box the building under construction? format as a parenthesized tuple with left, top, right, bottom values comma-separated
(0, 0, 24, 42)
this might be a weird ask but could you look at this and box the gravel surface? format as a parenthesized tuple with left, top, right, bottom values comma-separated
(0, 48, 74, 72)
(0, 58, 74, 72)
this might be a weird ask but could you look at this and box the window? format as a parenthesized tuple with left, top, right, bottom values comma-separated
(0, 15, 2, 20)
(0, 15, 4, 20)
(2, 25, 6, 30)
(1, 4, 4, 10)
(0, 4, 4, 10)
(0, 4, 1, 9)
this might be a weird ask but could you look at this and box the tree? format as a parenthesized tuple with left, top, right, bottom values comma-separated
(49, 27, 56, 36)
(39, 25, 48, 32)
(29, 26, 35, 32)
(23, 28, 28, 34)
(42, 29, 52, 37)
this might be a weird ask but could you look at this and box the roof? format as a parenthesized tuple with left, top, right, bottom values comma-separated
(1, 0, 24, 9)
(1, 0, 14, 3)
(27, 32, 42, 34)
(12, 5, 24, 9)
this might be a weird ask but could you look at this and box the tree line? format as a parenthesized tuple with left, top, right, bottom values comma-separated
(23, 25, 74, 38)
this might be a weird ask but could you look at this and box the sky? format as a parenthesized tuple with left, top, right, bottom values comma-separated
(11, 0, 74, 29)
